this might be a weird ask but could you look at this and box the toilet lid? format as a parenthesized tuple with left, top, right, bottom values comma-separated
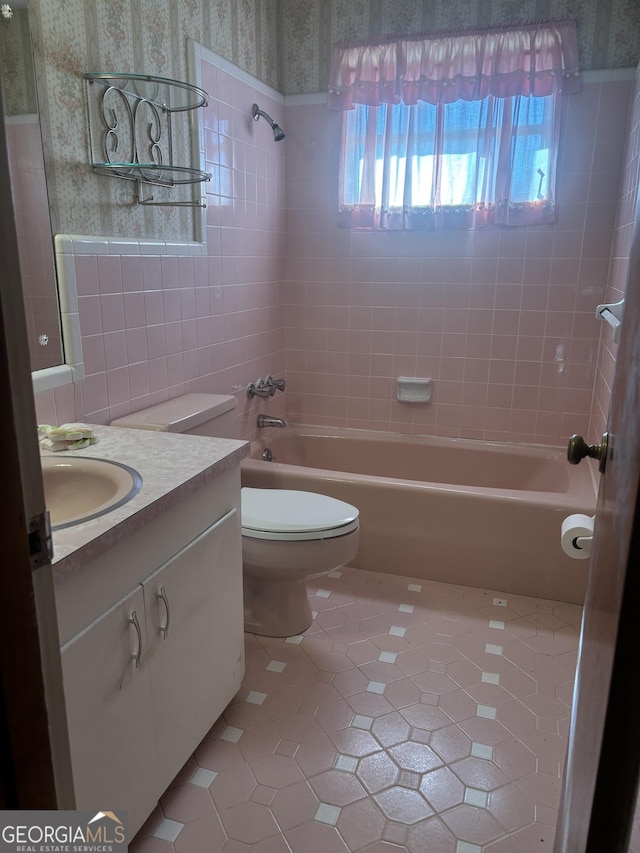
(241, 488, 359, 541)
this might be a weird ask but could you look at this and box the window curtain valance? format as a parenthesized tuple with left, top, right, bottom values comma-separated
(328, 18, 580, 110)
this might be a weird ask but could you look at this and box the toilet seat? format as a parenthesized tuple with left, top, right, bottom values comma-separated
(241, 487, 359, 541)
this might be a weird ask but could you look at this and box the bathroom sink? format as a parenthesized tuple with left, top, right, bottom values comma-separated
(41, 456, 143, 530)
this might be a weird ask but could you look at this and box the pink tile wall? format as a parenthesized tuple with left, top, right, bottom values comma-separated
(590, 66, 640, 442)
(34, 68, 636, 449)
(34, 57, 287, 441)
(284, 78, 633, 445)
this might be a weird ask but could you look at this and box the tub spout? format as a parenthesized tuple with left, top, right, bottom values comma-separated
(257, 414, 287, 429)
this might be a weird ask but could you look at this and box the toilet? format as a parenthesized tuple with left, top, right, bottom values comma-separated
(241, 486, 359, 636)
(111, 394, 360, 637)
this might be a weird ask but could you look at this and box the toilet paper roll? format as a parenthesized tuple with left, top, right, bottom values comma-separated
(561, 514, 595, 560)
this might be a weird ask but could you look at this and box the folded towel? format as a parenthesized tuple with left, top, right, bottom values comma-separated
(38, 423, 99, 452)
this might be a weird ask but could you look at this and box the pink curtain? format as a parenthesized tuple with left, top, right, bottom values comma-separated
(331, 19, 579, 231)
(328, 19, 580, 110)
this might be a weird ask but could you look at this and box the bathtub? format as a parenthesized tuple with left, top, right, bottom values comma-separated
(241, 427, 597, 605)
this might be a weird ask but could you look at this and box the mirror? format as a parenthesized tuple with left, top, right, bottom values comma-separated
(0, 0, 63, 372)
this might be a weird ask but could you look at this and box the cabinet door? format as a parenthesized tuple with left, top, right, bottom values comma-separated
(143, 508, 244, 787)
(60, 586, 157, 828)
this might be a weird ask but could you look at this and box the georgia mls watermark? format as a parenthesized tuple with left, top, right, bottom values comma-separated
(0, 811, 127, 853)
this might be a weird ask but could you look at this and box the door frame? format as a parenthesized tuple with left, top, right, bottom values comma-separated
(587, 503, 640, 849)
(584, 211, 640, 849)
(0, 87, 73, 807)
(555, 168, 640, 850)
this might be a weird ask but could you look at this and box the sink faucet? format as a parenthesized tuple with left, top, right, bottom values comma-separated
(257, 414, 287, 429)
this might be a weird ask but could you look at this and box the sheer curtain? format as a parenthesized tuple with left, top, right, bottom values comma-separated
(329, 19, 580, 230)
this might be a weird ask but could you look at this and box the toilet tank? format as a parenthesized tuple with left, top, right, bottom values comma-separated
(110, 393, 238, 438)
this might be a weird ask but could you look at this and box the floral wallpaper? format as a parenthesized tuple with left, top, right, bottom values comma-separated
(281, 0, 640, 94)
(0, 9, 37, 115)
(25, 0, 280, 240)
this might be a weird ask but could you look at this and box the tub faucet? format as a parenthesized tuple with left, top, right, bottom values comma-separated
(247, 379, 271, 399)
(265, 375, 286, 395)
(257, 414, 287, 429)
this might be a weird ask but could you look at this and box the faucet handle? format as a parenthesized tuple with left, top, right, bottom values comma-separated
(265, 376, 286, 394)
(247, 379, 271, 400)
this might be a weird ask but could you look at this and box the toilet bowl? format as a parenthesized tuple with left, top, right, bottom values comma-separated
(111, 394, 360, 637)
(241, 487, 359, 636)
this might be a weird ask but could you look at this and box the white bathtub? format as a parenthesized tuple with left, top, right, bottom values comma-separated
(241, 427, 597, 604)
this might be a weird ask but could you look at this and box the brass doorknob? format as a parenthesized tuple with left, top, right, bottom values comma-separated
(567, 432, 609, 473)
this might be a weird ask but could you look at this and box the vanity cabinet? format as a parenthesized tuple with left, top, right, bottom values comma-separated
(60, 586, 157, 826)
(55, 466, 244, 836)
(143, 508, 241, 786)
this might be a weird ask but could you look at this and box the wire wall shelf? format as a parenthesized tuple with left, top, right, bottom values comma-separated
(84, 72, 210, 207)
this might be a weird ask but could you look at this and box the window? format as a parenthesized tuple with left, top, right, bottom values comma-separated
(339, 92, 558, 229)
(328, 19, 579, 230)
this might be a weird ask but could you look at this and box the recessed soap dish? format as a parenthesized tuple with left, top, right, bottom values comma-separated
(397, 377, 432, 403)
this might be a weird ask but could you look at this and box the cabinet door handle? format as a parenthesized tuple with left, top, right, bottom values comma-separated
(157, 586, 171, 639)
(129, 610, 143, 668)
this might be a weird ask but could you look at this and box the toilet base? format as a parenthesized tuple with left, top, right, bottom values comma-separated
(241, 527, 359, 638)
(243, 575, 313, 637)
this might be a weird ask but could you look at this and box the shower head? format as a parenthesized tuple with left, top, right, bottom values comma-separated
(252, 103, 285, 142)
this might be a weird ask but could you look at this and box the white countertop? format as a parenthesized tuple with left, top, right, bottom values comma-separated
(47, 424, 249, 581)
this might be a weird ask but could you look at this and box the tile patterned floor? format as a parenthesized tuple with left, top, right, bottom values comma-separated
(130, 567, 584, 853)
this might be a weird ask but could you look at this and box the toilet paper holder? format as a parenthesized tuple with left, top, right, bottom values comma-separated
(561, 513, 595, 560)
(573, 534, 593, 555)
